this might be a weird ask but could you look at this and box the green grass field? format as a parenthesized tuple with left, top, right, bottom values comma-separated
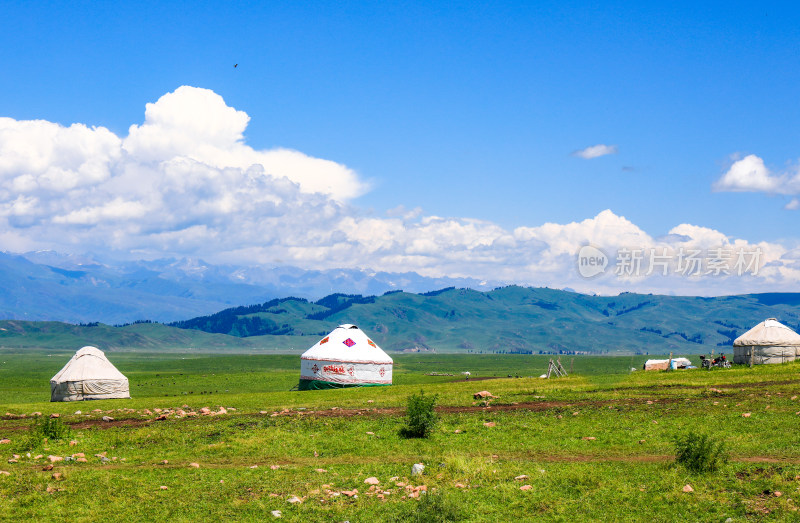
(1, 352, 799, 521)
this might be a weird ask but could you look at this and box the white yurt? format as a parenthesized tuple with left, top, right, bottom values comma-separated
(298, 324, 393, 390)
(733, 318, 800, 365)
(50, 346, 130, 401)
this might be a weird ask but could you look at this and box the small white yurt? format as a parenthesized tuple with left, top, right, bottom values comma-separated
(50, 346, 130, 401)
(298, 324, 393, 390)
(733, 318, 800, 365)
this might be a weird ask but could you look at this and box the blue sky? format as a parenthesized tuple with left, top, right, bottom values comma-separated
(1, 1, 799, 294)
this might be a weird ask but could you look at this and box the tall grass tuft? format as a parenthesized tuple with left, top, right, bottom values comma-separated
(24, 416, 71, 449)
(400, 390, 438, 438)
(674, 431, 727, 473)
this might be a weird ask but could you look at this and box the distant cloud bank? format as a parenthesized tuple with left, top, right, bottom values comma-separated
(572, 144, 618, 159)
(0, 87, 797, 295)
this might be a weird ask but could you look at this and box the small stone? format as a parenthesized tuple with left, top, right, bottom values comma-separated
(0, 439, 10, 444)
(270, 465, 280, 470)
(742, 412, 751, 418)
(792, 396, 798, 401)
(69, 440, 77, 446)
(249, 465, 258, 469)
(454, 429, 462, 434)
(775, 491, 783, 497)
(48, 456, 63, 463)
(683, 484, 694, 493)
(520, 485, 532, 491)
(0, 471, 9, 476)
(412, 463, 425, 476)
(455, 483, 466, 488)
(102, 416, 114, 422)
(42, 464, 53, 471)
(315, 468, 327, 473)
(160, 460, 168, 465)
(582, 437, 596, 441)
(7, 459, 17, 464)
(189, 463, 200, 468)
(50, 413, 59, 418)
(271, 510, 282, 518)
(639, 440, 646, 444)
(287, 496, 302, 504)
(515, 475, 529, 480)
(365, 477, 380, 485)
(483, 422, 496, 428)
(366, 432, 375, 436)
(52, 472, 62, 480)
(74, 411, 81, 415)
(76, 458, 87, 463)
(159, 486, 168, 490)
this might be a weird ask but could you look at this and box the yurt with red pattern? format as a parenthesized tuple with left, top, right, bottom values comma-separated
(298, 324, 393, 390)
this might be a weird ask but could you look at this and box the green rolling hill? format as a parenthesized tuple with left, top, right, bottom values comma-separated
(4, 286, 800, 355)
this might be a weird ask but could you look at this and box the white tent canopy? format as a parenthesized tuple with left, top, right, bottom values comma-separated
(299, 324, 393, 389)
(733, 318, 800, 364)
(50, 346, 130, 401)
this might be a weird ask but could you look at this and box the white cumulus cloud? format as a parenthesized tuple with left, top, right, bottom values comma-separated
(0, 87, 798, 295)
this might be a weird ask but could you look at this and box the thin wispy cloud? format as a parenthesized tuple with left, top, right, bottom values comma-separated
(572, 144, 618, 159)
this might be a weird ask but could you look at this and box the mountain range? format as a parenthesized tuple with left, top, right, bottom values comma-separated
(0, 250, 496, 324)
(3, 284, 800, 355)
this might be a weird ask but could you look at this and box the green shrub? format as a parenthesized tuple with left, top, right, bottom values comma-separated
(400, 390, 438, 438)
(674, 431, 727, 473)
(25, 416, 71, 448)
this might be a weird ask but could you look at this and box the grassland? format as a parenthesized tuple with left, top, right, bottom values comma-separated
(1, 352, 800, 521)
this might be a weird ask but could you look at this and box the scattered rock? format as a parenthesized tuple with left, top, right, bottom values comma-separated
(792, 396, 798, 401)
(69, 440, 77, 446)
(638, 440, 646, 444)
(76, 458, 87, 463)
(73, 410, 81, 415)
(271, 510, 282, 518)
(455, 483, 466, 488)
(50, 413, 59, 418)
(287, 496, 302, 504)
(515, 475, 529, 481)
(48, 456, 63, 463)
(199, 407, 211, 415)
(42, 464, 53, 471)
(520, 485, 532, 491)
(270, 465, 280, 470)
(365, 477, 380, 485)
(366, 432, 375, 436)
(572, 412, 579, 416)
(775, 491, 783, 497)
(683, 484, 694, 493)
(0, 471, 9, 476)
(742, 412, 751, 418)
(51, 472, 62, 480)
(454, 429, 462, 434)
(102, 416, 114, 422)
(412, 463, 425, 476)
(341, 489, 358, 497)
(189, 463, 200, 468)
(0, 439, 9, 444)
(249, 465, 258, 469)
(159, 486, 168, 490)
(582, 437, 596, 441)
(315, 468, 327, 473)
(483, 422, 496, 428)
(72, 453, 85, 458)
(160, 460, 168, 465)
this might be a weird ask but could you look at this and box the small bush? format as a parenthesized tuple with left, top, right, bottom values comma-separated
(26, 416, 71, 448)
(400, 390, 438, 438)
(674, 431, 727, 473)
